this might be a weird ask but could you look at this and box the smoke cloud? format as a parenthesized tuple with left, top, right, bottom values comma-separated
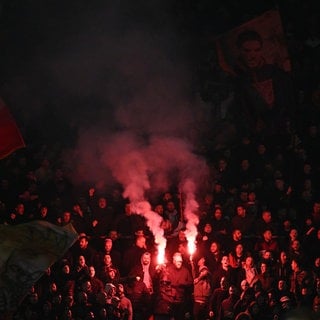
(1, 1, 211, 253)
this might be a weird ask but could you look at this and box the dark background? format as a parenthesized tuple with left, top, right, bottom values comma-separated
(0, 0, 317, 151)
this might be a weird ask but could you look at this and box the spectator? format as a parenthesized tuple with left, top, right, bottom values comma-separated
(220, 285, 241, 320)
(193, 256, 213, 320)
(6, 202, 29, 225)
(274, 251, 292, 284)
(71, 202, 92, 235)
(212, 256, 234, 290)
(254, 210, 279, 236)
(122, 235, 148, 276)
(71, 234, 96, 268)
(231, 205, 254, 237)
(241, 256, 258, 288)
(95, 238, 122, 271)
(255, 262, 275, 292)
(90, 195, 115, 239)
(209, 276, 229, 320)
(229, 243, 247, 287)
(73, 255, 90, 292)
(88, 266, 104, 295)
(290, 258, 312, 305)
(254, 228, 280, 261)
(205, 240, 224, 273)
(154, 252, 193, 319)
(211, 206, 231, 245)
(117, 283, 133, 320)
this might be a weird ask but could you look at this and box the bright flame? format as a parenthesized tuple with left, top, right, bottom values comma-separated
(157, 245, 166, 265)
(182, 179, 199, 258)
(187, 240, 196, 256)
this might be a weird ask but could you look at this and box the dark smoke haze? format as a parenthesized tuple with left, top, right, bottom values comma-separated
(0, 1, 210, 198)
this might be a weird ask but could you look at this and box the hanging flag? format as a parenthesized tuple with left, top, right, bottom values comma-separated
(213, 9, 291, 74)
(0, 97, 26, 160)
(210, 9, 295, 137)
(0, 221, 78, 316)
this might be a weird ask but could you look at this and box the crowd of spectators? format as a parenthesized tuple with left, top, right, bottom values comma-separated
(1, 1, 320, 320)
(2, 131, 320, 319)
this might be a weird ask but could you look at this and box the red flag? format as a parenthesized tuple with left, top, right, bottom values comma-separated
(0, 97, 26, 160)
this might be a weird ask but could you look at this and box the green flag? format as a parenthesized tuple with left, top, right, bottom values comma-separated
(0, 220, 78, 315)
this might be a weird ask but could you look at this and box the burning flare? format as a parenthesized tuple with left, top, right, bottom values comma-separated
(181, 179, 199, 258)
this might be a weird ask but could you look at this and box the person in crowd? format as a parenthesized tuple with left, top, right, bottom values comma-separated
(254, 210, 279, 237)
(107, 229, 123, 252)
(54, 260, 75, 300)
(116, 203, 150, 251)
(80, 280, 96, 306)
(308, 200, 320, 228)
(98, 254, 120, 285)
(72, 291, 94, 320)
(73, 255, 90, 293)
(36, 204, 54, 223)
(196, 222, 215, 256)
(205, 240, 224, 273)
(241, 256, 258, 288)
(275, 279, 295, 305)
(198, 193, 215, 224)
(229, 243, 247, 287)
(88, 265, 104, 295)
(89, 195, 115, 243)
(154, 252, 193, 320)
(220, 285, 241, 320)
(209, 276, 229, 320)
(57, 210, 73, 227)
(117, 283, 133, 320)
(234, 159, 256, 191)
(227, 228, 247, 254)
(128, 251, 156, 296)
(166, 229, 188, 258)
(213, 159, 233, 198)
(122, 234, 148, 276)
(164, 200, 181, 236)
(71, 202, 92, 235)
(71, 234, 96, 268)
(288, 239, 307, 267)
(255, 261, 275, 292)
(95, 238, 122, 271)
(125, 270, 153, 320)
(254, 228, 280, 262)
(212, 256, 234, 290)
(234, 281, 256, 316)
(245, 190, 260, 218)
(193, 256, 213, 320)
(211, 206, 231, 245)
(231, 204, 254, 238)
(289, 258, 312, 305)
(6, 202, 30, 225)
(303, 227, 320, 262)
(274, 251, 292, 284)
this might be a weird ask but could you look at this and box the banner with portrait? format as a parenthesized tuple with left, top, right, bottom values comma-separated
(214, 9, 291, 75)
(212, 9, 295, 138)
